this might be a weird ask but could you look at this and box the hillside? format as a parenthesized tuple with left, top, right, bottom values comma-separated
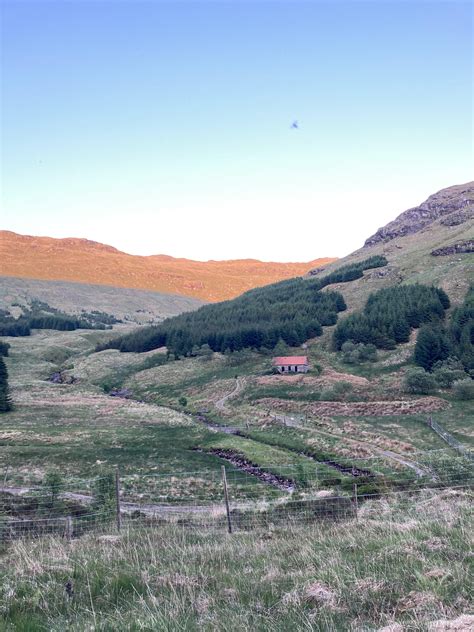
(0, 276, 204, 325)
(308, 181, 474, 312)
(0, 231, 335, 302)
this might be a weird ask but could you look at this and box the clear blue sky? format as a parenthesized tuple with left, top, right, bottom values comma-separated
(1, 0, 472, 261)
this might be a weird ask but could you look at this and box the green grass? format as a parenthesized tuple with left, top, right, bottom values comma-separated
(0, 488, 472, 631)
(1, 316, 471, 508)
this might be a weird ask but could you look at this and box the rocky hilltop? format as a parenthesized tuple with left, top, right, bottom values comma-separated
(364, 181, 474, 247)
(307, 180, 474, 313)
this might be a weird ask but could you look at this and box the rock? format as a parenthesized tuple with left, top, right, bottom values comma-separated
(364, 182, 474, 247)
(48, 372, 76, 384)
(431, 240, 474, 256)
(109, 388, 132, 399)
(308, 265, 328, 276)
(440, 207, 474, 226)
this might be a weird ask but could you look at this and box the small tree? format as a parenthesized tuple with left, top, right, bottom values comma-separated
(273, 338, 290, 356)
(92, 470, 116, 520)
(178, 396, 188, 407)
(43, 470, 63, 509)
(414, 326, 449, 371)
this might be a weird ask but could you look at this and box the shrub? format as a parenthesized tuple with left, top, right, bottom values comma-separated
(341, 341, 378, 364)
(332, 381, 353, 395)
(403, 368, 437, 394)
(320, 381, 353, 401)
(452, 378, 474, 400)
(433, 366, 467, 388)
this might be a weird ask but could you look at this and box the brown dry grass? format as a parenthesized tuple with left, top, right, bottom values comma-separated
(258, 396, 450, 417)
(0, 230, 335, 302)
(257, 368, 370, 388)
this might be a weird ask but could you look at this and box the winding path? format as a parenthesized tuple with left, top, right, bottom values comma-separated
(215, 376, 246, 412)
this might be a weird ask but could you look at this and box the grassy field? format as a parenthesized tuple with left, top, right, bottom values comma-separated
(2, 323, 472, 497)
(0, 488, 472, 631)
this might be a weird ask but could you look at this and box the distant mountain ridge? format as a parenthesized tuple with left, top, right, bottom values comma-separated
(0, 230, 335, 302)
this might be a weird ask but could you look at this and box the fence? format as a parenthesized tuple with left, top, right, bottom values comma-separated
(429, 416, 474, 462)
(1, 451, 473, 543)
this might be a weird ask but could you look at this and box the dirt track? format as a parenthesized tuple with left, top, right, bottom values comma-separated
(215, 377, 246, 412)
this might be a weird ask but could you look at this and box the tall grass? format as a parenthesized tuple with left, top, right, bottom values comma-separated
(0, 488, 472, 631)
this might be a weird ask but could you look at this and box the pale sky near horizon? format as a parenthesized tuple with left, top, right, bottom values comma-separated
(1, 0, 472, 262)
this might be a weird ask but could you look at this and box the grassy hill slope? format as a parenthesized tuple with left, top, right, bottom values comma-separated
(0, 230, 335, 302)
(0, 276, 204, 325)
(308, 181, 473, 312)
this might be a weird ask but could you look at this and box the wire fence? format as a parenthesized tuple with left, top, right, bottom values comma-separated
(1, 450, 473, 542)
(428, 416, 474, 462)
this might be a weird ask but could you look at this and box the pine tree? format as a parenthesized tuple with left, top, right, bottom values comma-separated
(414, 326, 449, 371)
(0, 356, 12, 412)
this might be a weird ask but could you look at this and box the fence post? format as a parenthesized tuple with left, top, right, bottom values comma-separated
(65, 516, 73, 541)
(221, 466, 232, 534)
(115, 467, 122, 532)
(353, 483, 359, 520)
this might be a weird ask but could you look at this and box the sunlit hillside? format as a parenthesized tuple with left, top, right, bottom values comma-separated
(0, 231, 335, 302)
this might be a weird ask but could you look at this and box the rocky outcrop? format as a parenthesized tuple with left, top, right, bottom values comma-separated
(431, 240, 474, 256)
(365, 182, 474, 247)
(49, 372, 76, 384)
(440, 207, 474, 226)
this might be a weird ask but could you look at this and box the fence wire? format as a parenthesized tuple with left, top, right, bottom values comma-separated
(1, 450, 472, 542)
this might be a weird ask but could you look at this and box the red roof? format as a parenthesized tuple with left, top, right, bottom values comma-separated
(272, 356, 309, 366)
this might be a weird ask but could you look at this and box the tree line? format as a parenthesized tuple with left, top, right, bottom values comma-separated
(333, 284, 451, 351)
(414, 285, 474, 373)
(0, 302, 121, 337)
(96, 255, 388, 356)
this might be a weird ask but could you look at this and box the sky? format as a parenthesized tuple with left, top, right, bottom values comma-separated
(1, 0, 472, 262)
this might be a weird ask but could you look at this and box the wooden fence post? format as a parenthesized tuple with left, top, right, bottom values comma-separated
(115, 467, 122, 532)
(65, 516, 73, 541)
(353, 483, 359, 520)
(222, 466, 232, 534)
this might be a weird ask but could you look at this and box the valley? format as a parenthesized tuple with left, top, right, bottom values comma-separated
(0, 181, 472, 630)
